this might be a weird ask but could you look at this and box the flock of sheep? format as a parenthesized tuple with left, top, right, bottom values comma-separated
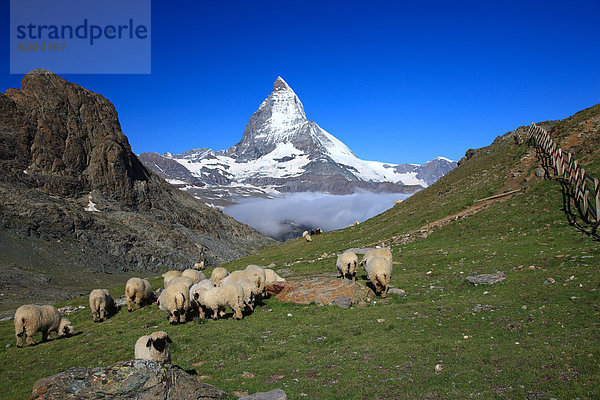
(13, 247, 393, 364)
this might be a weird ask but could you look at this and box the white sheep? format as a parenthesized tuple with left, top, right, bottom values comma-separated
(189, 279, 215, 318)
(360, 248, 393, 268)
(193, 261, 205, 270)
(365, 256, 392, 298)
(89, 289, 117, 322)
(210, 267, 229, 286)
(158, 282, 191, 325)
(134, 331, 172, 363)
(234, 278, 263, 311)
(125, 278, 154, 312)
(192, 284, 244, 320)
(264, 268, 286, 285)
(14, 304, 74, 347)
(162, 270, 182, 288)
(302, 230, 308, 238)
(167, 275, 194, 289)
(305, 234, 312, 242)
(336, 252, 358, 281)
(181, 269, 206, 284)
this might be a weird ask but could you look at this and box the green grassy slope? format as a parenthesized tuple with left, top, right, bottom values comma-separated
(1, 105, 599, 399)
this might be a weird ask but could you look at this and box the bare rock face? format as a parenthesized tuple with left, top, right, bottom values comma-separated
(0, 70, 272, 303)
(267, 277, 373, 306)
(30, 360, 227, 400)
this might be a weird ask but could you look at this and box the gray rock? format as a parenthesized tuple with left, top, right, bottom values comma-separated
(471, 304, 502, 312)
(31, 359, 227, 399)
(275, 268, 293, 277)
(388, 288, 406, 296)
(466, 272, 506, 286)
(238, 389, 287, 400)
(331, 295, 353, 309)
(535, 167, 546, 177)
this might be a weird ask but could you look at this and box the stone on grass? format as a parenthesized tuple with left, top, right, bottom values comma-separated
(388, 288, 406, 296)
(238, 389, 287, 400)
(465, 272, 506, 286)
(331, 295, 352, 309)
(31, 359, 227, 400)
(272, 277, 372, 306)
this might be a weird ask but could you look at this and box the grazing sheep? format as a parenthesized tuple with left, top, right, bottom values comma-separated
(125, 278, 154, 312)
(193, 261, 205, 270)
(89, 289, 116, 322)
(315, 228, 322, 235)
(158, 282, 191, 324)
(360, 248, 393, 268)
(167, 276, 194, 289)
(134, 331, 172, 363)
(305, 234, 312, 242)
(395, 199, 403, 206)
(14, 304, 74, 347)
(189, 279, 215, 318)
(162, 270, 182, 287)
(336, 252, 358, 281)
(244, 265, 267, 293)
(234, 278, 263, 311)
(264, 268, 286, 285)
(192, 284, 244, 320)
(181, 269, 206, 284)
(365, 256, 392, 298)
(302, 231, 308, 238)
(211, 267, 229, 286)
(353, 221, 360, 226)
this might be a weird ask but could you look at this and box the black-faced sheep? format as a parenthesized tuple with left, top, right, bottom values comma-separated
(365, 256, 392, 298)
(134, 331, 172, 363)
(210, 267, 229, 286)
(162, 270, 182, 287)
(89, 289, 117, 322)
(189, 279, 215, 318)
(181, 269, 206, 284)
(14, 304, 74, 347)
(336, 252, 358, 281)
(192, 284, 244, 320)
(125, 278, 154, 312)
(158, 282, 191, 325)
(360, 248, 393, 268)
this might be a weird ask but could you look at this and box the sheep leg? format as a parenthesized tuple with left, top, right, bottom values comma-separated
(212, 307, 219, 320)
(99, 308, 105, 321)
(15, 333, 23, 348)
(25, 328, 36, 346)
(127, 297, 133, 312)
(41, 331, 49, 342)
(232, 303, 243, 320)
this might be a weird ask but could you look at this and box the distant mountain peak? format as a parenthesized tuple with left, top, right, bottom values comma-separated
(273, 76, 292, 92)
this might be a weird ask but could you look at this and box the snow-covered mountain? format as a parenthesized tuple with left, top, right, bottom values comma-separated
(139, 77, 457, 206)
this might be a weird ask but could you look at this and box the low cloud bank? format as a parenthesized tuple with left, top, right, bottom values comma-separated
(224, 191, 412, 238)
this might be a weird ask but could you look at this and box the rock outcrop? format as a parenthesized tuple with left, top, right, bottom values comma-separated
(30, 360, 227, 400)
(267, 277, 373, 306)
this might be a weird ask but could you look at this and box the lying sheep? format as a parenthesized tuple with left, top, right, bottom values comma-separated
(167, 276, 194, 289)
(193, 261, 205, 270)
(158, 282, 191, 325)
(211, 267, 229, 286)
(89, 289, 117, 322)
(134, 331, 172, 363)
(125, 278, 154, 312)
(14, 304, 74, 347)
(162, 270, 182, 288)
(361, 248, 393, 268)
(192, 284, 244, 320)
(264, 268, 285, 285)
(182, 269, 206, 284)
(189, 279, 215, 318)
(365, 256, 392, 298)
(336, 252, 358, 281)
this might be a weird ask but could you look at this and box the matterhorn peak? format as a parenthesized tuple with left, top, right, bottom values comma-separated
(273, 76, 291, 92)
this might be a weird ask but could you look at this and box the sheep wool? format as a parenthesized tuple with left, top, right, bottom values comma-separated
(264, 268, 286, 285)
(361, 248, 393, 268)
(305, 234, 312, 242)
(336, 252, 359, 281)
(14, 304, 74, 347)
(167, 276, 194, 289)
(162, 270, 182, 288)
(210, 267, 229, 285)
(189, 279, 215, 317)
(134, 331, 172, 363)
(365, 256, 392, 298)
(158, 282, 191, 325)
(181, 269, 206, 285)
(89, 289, 116, 322)
(193, 284, 244, 320)
(193, 261, 205, 270)
(125, 278, 154, 312)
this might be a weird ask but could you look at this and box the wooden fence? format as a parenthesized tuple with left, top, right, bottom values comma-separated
(527, 123, 600, 232)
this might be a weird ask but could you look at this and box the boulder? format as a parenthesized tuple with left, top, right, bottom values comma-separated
(465, 272, 506, 286)
(31, 360, 227, 400)
(238, 389, 287, 400)
(268, 277, 372, 306)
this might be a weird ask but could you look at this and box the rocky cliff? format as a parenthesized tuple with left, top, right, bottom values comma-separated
(0, 70, 272, 306)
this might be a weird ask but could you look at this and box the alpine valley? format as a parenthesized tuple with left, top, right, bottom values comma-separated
(139, 77, 457, 207)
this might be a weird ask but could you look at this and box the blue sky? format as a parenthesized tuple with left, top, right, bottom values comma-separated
(1, 0, 599, 164)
